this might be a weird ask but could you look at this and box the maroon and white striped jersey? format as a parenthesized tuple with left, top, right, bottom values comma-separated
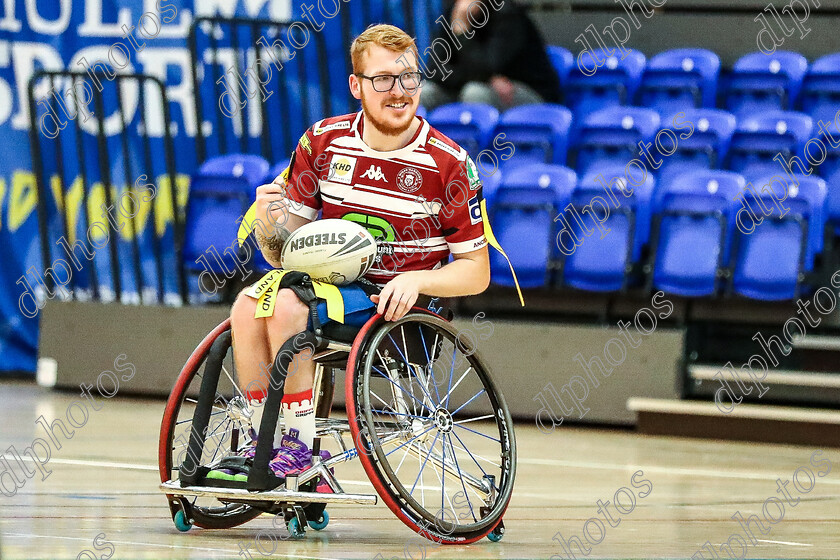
(284, 111, 487, 286)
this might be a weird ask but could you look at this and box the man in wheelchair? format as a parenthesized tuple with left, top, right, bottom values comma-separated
(206, 24, 492, 485)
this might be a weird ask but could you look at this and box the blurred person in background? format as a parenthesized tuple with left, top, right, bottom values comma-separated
(421, 0, 561, 111)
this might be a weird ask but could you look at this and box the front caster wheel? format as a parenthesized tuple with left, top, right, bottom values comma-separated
(308, 510, 329, 531)
(173, 510, 192, 532)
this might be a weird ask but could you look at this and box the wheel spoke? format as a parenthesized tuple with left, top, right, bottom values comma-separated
(384, 425, 436, 458)
(419, 325, 442, 404)
(445, 342, 457, 409)
(453, 414, 495, 425)
(453, 422, 499, 443)
(446, 433, 477, 523)
(410, 430, 441, 497)
(450, 429, 491, 479)
(388, 332, 436, 408)
(450, 388, 486, 417)
(439, 367, 473, 411)
(372, 363, 434, 414)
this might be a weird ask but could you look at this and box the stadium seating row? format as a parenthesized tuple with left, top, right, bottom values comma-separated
(544, 48, 840, 124)
(183, 154, 829, 302)
(428, 103, 840, 226)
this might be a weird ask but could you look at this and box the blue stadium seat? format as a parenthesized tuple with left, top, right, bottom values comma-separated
(183, 154, 270, 296)
(480, 168, 503, 211)
(823, 168, 840, 231)
(560, 164, 654, 292)
(724, 51, 808, 119)
(726, 111, 813, 180)
(801, 52, 840, 126)
(650, 170, 745, 297)
(547, 46, 575, 92)
(730, 174, 827, 301)
(574, 106, 660, 174)
(565, 48, 646, 130)
(489, 164, 577, 288)
(638, 49, 720, 117)
(416, 104, 427, 119)
(428, 103, 500, 157)
(656, 109, 737, 188)
(493, 103, 572, 168)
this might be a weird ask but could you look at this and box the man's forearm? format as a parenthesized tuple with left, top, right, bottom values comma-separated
(412, 254, 490, 297)
(255, 227, 290, 269)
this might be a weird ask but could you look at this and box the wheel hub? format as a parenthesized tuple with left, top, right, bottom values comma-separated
(433, 408, 453, 433)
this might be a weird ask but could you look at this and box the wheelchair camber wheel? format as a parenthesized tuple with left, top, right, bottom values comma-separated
(346, 311, 516, 544)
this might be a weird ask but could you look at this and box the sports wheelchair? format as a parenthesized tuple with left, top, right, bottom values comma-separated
(158, 274, 516, 543)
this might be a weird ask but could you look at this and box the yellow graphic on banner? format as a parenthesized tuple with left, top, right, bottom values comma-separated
(480, 199, 524, 306)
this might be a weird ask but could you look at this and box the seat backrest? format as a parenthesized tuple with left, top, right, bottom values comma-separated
(494, 104, 573, 166)
(547, 46, 575, 88)
(727, 111, 813, 175)
(576, 163, 655, 256)
(750, 173, 827, 259)
(428, 103, 500, 156)
(725, 51, 809, 117)
(656, 109, 737, 186)
(639, 48, 721, 114)
(801, 52, 840, 124)
(575, 106, 659, 173)
(196, 154, 270, 192)
(495, 163, 576, 207)
(565, 49, 647, 123)
(656, 169, 745, 215)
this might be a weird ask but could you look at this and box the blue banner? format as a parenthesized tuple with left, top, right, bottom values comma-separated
(0, 0, 441, 375)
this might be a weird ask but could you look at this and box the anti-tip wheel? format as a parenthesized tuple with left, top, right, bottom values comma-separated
(288, 516, 306, 539)
(487, 526, 504, 542)
(173, 510, 192, 532)
(307, 510, 329, 531)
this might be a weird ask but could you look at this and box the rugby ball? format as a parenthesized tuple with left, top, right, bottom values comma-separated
(281, 219, 377, 285)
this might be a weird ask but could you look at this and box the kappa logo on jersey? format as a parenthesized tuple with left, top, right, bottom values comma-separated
(327, 155, 357, 184)
(396, 167, 423, 193)
(468, 195, 482, 225)
(360, 165, 388, 182)
(314, 121, 351, 135)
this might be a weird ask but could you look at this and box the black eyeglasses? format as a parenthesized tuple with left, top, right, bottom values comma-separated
(355, 71, 422, 93)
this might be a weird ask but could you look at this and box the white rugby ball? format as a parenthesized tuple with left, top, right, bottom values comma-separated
(281, 219, 377, 285)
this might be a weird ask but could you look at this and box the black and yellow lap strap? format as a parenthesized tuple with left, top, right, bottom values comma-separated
(246, 269, 345, 323)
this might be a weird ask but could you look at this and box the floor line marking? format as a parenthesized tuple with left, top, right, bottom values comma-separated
(518, 458, 840, 485)
(757, 539, 813, 547)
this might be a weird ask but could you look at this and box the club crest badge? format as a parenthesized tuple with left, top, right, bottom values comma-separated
(396, 167, 423, 193)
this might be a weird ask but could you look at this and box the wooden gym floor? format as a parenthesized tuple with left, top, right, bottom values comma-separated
(1, 380, 838, 559)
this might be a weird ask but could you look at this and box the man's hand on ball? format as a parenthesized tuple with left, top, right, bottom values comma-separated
(371, 272, 424, 321)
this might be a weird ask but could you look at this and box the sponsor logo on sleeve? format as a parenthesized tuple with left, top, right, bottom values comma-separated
(427, 136, 461, 158)
(465, 156, 481, 190)
(314, 121, 351, 136)
(468, 195, 482, 225)
(298, 133, 312, 155)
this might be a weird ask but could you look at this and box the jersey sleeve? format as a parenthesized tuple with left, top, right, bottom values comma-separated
(439, 155, 488, 254)
(284, 128, 321, 221)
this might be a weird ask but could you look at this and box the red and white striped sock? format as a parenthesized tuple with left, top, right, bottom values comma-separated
(245, 387, 268, 444)
(281, 389, 315, 450)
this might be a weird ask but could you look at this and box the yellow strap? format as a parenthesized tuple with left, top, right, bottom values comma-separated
(312, 281, 345, 324)
(481, 199, 524, 306)
(238, 202, 258, 248)
(252, 270, 288, 318)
